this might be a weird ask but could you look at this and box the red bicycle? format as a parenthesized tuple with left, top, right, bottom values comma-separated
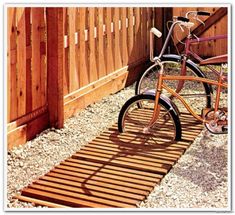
(135, 11, 227, 113)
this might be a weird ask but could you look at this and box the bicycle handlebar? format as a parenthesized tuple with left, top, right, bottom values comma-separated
(150, 27, 162, 38)
(197, 11, 210, 16)
(176, 16, 189, 22)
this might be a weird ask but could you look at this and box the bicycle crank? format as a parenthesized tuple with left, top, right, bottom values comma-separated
(204, 109, 228, 134)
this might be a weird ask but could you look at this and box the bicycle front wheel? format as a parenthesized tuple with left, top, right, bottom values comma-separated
(135, 55, 212, 114)
(118, 94, 182, 142)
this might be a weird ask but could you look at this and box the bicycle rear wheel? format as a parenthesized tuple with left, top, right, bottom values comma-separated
(135, 55, 212, 114)
(118, 94, 182, 142)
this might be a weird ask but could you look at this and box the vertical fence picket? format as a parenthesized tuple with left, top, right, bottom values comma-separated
(79, 8, 89, 86)
(105, 7, 114, 73)
(114, 8, 122, 69)
(127, 8, 134, 63)
(32, 8, 43, 110)
(25, 8, 32, 114)
(7, 8, 18, 122)
(39, 8, 47, 106)
(141, 8, 147, 58)
(96, 8, 106, 78)
(121, 8, 128, 66)
(133, 8, 140, 61)
(16, 8, 27, 118)
(88, 8, 98, 83)
(63, 8, 69, 95)
(68, 8, 78, 92)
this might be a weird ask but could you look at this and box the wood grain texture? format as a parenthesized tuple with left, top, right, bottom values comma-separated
(16, 111, 203, 207)
(16, 8, 26, 118)
(46, 8, 64, 128)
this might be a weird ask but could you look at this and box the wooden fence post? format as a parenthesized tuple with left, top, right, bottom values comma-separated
(46, 8, 64, 128)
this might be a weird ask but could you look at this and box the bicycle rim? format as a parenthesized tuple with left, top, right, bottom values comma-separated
(120, 96, 178, 143)
(136, 60, 210, 114)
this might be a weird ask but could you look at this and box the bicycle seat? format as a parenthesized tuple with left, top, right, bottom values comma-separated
(200, 54, 227, 65)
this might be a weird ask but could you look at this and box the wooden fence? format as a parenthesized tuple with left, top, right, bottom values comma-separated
(158, 7, 228, 57)
(7, 8, 49, 149)
(63, 8, 155, 119)
(7, 7, 228, 150)
(7, 7, 157, 149)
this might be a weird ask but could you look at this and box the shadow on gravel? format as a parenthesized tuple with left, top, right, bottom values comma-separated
(172, 134, 227, 192)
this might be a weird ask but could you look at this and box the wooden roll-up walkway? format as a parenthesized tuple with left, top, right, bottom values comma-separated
(15, 111, 203, 208)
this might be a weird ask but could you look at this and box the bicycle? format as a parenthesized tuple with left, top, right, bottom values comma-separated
(135, 11, 227, 113)
(118, 24, 228, 141)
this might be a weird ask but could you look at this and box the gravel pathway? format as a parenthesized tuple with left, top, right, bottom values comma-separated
(7, 67, 228, 209)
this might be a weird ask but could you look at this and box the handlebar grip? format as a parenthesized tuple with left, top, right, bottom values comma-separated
(150, 27, 162, 38)
(177, 16, 189, 22)
(197, 11, 210, 16)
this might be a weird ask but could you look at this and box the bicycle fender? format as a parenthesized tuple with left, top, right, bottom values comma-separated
(143, 90, 180, 117)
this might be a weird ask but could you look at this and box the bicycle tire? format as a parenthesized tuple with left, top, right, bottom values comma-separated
(135, 54, 212, 109)
(118, 94, 182, 141)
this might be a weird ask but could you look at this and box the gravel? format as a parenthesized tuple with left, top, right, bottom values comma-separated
(138, 129, 228, 209)
(7, 65, 228, 209)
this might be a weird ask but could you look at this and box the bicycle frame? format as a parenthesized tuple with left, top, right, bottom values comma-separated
(184, 34, 227, 75)
(172, 34, 227, 97)
(147, 32, 228, 129)
(146, 70, 228, 129)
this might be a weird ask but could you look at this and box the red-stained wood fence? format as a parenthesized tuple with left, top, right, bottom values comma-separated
(7, 7, 228, 150)
(7, 7, 157, 150)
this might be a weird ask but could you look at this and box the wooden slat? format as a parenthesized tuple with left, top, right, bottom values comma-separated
(21, 188, 112, 208)
(7, 111, 49, 150)
(32, 8, 43, 110)
(46, 8, 64, 128)
(127, 8, 134, 63)
(51, 168, 153, 191)
(25, 8, 32, 114)
(121, 8, 128, 66)
(46, 171, 149, 195)
(34, 179, 139, 204)
(65, 158, 162, 179)
(79, 8, 89, 87)
(96, 7, 106, 78)
(134, 8, 141, 61)
(17, 109, 203, 207)
(26, 184, 135, 208)
(40, 175, 145, 200)
(68, 8, 78, 92)
(16, 8, 27, 118)
(39, 8, 47, 107)
(7, 105, 48, 132)
(154, 8, 163, 56)
(16, 195, 70, 208)
(105, 8, 115, 73)
(63, 8, 69, 95)
(114, 8, 122, 69)
(72, 153, 170, 174)
(78, 145, 174, 166)
(8, 7, 17, 122)
(61, 160, 162, 182)
(88, 7, 98, 82)
(56, 164, 157, 186)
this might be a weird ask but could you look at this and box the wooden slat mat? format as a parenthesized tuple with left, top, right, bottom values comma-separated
(16, 111, 203, 208)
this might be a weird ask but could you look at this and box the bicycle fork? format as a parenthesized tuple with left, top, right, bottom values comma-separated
(143, 62, 164, 134)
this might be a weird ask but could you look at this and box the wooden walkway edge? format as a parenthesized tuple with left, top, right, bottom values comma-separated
(15, 111, 203, 208)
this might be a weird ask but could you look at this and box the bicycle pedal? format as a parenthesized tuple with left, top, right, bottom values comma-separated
(222, 126, 228, 133)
